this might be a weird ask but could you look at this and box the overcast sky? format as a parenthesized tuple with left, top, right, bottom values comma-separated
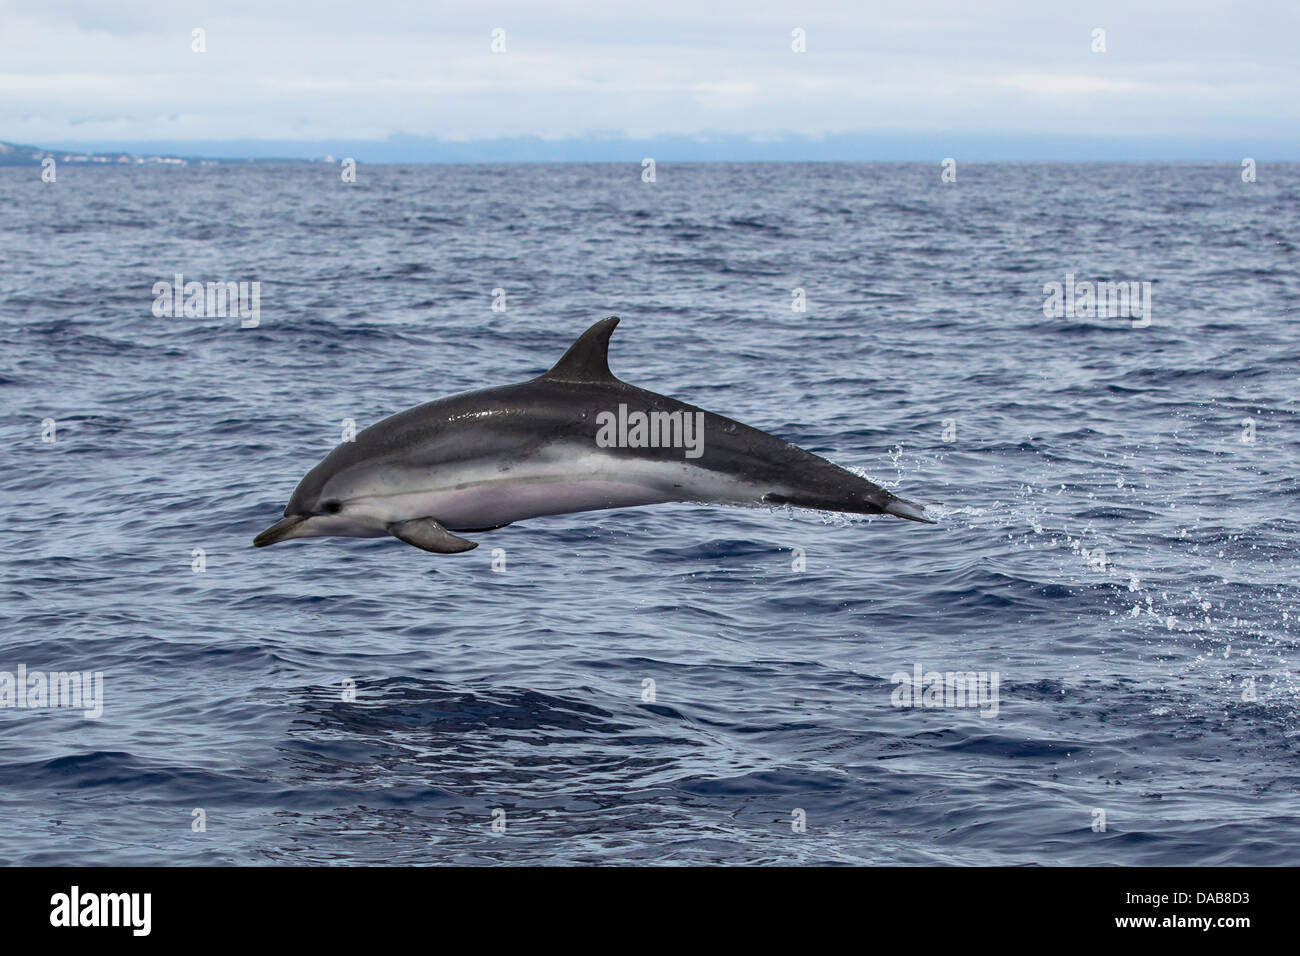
(1, 1, 1296, 156)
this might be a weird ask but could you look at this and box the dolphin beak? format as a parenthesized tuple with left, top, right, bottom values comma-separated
(254, 514, 309, 547)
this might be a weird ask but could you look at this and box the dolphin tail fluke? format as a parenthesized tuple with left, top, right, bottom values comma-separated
(764, 486, 937, 523)
(882, 496, 938, 524)
(387, 517, 479, 553)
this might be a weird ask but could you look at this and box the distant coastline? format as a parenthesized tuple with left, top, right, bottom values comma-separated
(0, 140, 326, 167)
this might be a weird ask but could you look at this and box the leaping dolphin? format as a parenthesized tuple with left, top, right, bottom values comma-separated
(254, 317, 935, 554)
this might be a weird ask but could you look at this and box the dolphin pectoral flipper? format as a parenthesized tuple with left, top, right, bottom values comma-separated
(386, 517, 479, 553)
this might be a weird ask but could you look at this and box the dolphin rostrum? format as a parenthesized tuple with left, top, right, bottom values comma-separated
(254, 317, 935, 554)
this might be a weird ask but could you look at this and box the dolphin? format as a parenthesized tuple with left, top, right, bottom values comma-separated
(254, 317, 935, 554)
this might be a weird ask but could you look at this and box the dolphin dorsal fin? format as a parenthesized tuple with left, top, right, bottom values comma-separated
(541, 316, 621, 383)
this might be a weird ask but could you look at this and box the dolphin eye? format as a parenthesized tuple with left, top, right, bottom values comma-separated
(321, 500, 342, 514)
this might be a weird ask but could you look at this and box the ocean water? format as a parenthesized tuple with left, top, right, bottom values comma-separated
(0, 161, 1297, 865)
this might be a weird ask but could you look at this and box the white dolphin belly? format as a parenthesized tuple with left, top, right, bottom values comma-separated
(340, 449, 761, 530)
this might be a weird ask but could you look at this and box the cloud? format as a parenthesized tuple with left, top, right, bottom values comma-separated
(0, 0, 1295, 146)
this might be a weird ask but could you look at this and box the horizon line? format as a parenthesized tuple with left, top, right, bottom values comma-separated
(12, 131, 1299, 165)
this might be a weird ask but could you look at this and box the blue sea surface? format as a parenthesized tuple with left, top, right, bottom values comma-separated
(0, 162, 1297, 865)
